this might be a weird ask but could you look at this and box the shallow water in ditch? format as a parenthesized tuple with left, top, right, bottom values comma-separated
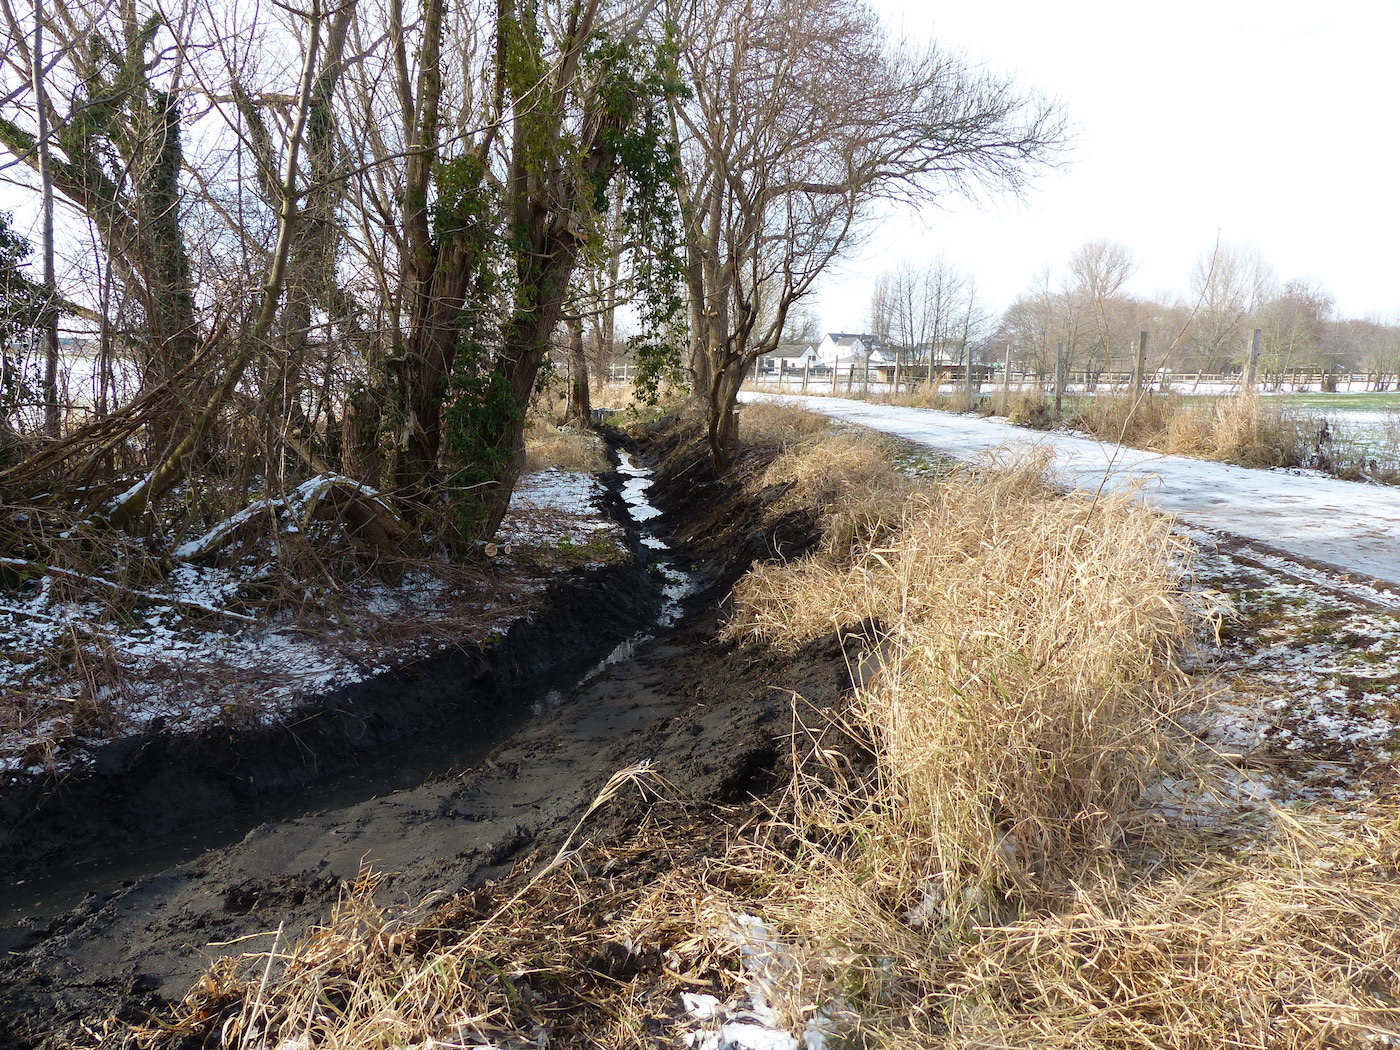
(0, 449, 694, 934)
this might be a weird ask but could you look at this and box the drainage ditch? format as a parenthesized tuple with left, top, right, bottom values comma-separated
(0, 448, 696, 939)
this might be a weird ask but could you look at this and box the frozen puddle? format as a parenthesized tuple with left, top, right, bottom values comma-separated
(617, 450, 698, 629)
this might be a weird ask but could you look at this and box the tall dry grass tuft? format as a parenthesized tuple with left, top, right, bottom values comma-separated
(752, 428, 911, 561)
(936, 807, 1400, 1049)
(522, 422, 610, 473)
(736, 397, 835, 448)
(1072, 389, 1181, 448)
(1074, 390, 1326, 470)
(731, 453, 1192, 915)
(876, 385, 964, 413)
(1187, 393, 1318, 468)
(726, 437, 1400, 1048)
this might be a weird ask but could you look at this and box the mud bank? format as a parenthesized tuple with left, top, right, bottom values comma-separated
(0, 552, 661, 892)
(0, 427, 854, 1048)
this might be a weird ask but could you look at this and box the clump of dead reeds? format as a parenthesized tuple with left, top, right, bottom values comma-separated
(927, 805, 1400, 1049)
(1005, 388, 1053, 428)
(731, 452, 1192, 907)
(736, 397, 835, 447)
(756, 428, 904, 523)
(1074, 390, 1326, 470)
(739, 792, 1400, 1049)
(523, 422, 610, 474)
(725, 434, 1400, 1048)
(876, 385, 964, 413)
(1072, 388, 1182, 448)
(1185, 393, 1320, 468)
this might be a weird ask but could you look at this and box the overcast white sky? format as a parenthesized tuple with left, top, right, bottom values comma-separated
(813, 0, 1400, 333)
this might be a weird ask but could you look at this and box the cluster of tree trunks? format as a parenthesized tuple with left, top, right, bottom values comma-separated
(0, 0, 1061, 551)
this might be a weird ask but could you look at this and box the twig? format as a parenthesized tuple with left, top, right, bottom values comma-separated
(0, 557, 258, 624)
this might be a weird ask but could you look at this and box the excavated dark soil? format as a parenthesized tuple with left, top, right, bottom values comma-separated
(0, 554, 660, 897)
(0, 426, 857, 1049)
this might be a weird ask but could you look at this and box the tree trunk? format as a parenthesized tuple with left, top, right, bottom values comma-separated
(32, 0, 59, 439)
(567, 315, 591, 424)
(705, 357, 745, 472)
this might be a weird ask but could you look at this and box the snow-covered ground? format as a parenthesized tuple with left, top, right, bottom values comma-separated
(743, 393, 1400, 594)
(0, 468, 625, 778)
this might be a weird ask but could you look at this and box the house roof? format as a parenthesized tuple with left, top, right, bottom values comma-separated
(825, 332, 883, 348)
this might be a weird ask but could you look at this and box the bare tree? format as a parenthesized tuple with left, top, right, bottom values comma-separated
(1257, 278, 1335, 379)
(1066, 239, 1137, 372)
(1185, 242, 1275, 372)
(0, 0, 201, 443)
(997, 267, 1078, 377)
(669, 0, 1064, 469)
(1343, 316, 1400, 382)
(870, 257, 986, 370)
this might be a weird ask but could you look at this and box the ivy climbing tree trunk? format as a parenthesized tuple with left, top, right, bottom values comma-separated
(0, 0, 201, 453)
(452, 0, 629, 541)
(104, 0, 330, 530)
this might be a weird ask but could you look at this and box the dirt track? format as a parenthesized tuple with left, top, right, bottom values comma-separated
(0, 429, 844, 1048)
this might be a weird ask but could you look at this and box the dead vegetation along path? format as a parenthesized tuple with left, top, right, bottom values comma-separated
(745, 393, 1400, 593)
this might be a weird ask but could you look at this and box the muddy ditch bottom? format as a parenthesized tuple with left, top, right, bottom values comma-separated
(0, 597, 857, 1047)
(0, 447, 698, 920)
(0, 438, 853, 1046)
(0, 631, 647, 935)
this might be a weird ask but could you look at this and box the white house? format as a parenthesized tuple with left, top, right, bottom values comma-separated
(756, 342, 822, 372)
(816, 332, 889, 367)
(778, 342, 822, 368)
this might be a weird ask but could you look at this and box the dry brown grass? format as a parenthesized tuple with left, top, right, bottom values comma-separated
(731, 452, 1192, 904)
(722, 438, 1400, 1049)
(1005, 388, 1053, 428)
(1183, 394, 1320, 468)
(522, 423, 610, 474)
(736, 397, 835, 447)
(1072, 388, 1183, 448)
(876, 386, 965, 413)
(752, 426, 911, 560)
(929, 807, 1400, 1049)
(758, 428, 900, 505)
(735, 791, 1400, 1049)
(1074, 391, 1325, 470)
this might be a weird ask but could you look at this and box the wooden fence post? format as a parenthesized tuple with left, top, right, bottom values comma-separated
(1054, 341, 1065, 420)
(1002, 343, 1012, 414)
(1244, 329, 1261, 393)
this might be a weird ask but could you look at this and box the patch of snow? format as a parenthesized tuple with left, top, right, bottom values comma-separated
(1179, 545, 1400, 807)
(497, 468, 624, 554)
(679, 914, 831, 1050)
(0, 466, 623, 778)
